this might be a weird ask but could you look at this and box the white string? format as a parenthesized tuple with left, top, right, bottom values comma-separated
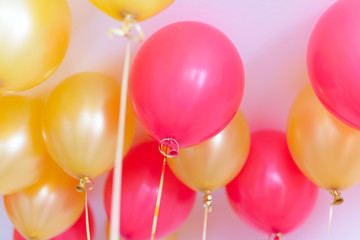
(109, 39, 131, 240)
(328, 203, 333, 240)
(202, 204, 209, 240)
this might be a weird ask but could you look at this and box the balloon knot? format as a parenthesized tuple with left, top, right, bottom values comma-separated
(159, 138, 179, 158)
(203, 191, 213, 212)
(76, 177, 94, 193)
(269, 233, 282, 240)
(106, 14, 144, 42)
(330, 190, 343, 205)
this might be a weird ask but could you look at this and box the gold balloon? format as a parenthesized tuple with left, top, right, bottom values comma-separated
(42, 72, 136, 180)
(168, 110, 250, 192)
(89, 0, 174, 22)
(0, 96, 46, 194)
(287, 85, 360, 190)
(4, 158, 85, 240)
(0, 0, 71, 93)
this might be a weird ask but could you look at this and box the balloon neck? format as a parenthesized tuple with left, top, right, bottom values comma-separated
(158, 138, 179, 158)
(330, 190, 343, 205)
(75, 177, 94, 193)
(269, 233, 282, 240)
(203, 190, 213, 212)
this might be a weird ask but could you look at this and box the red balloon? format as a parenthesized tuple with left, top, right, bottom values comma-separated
(104, 142, 196, 240)
(226, 130, 318, 235)
(129, 21, 244, 148)
(307, 0, 360, 129)
(14, 207, 94, 240)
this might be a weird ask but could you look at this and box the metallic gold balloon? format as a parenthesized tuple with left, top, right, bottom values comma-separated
(4, 158, 85, 240)
(89, 0, 174, 22)
(287, 85, 360, 190)
(168, 110, 250, 192)
(0, 0, 71, 93)
(42, 72, 136, 180)
(0, 96, 46, 194)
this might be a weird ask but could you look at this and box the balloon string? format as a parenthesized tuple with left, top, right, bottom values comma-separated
(109, 37, 131, 240)
(151, 155, 167, 240)
(328, 203, 333, 240)
(85, 189, 91, 240)
(107, 14, 144, 240)
(202, 204, 209, 240)
(202, 191, 212, 240)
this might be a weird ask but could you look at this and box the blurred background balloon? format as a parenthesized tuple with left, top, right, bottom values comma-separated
(287, 85, 360, 191)
(4, 158, 85, 240)
(13, 206, 94, 240)
(226, 130, 318, 236)
(89, 0, 174, 22)
(0, 96, 46, 195)
(104, 142, 196, 240)
(42, 72, 135, 180)
(129, 21, 244, 148)
(0, 0, 71, 93)
(168, 110, 250, 192)
(307, 0, 360, 129)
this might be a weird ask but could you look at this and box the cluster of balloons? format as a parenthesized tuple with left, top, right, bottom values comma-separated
(3, 0, 360, 239)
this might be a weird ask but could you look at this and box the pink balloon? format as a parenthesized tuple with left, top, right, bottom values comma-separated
(129, 21, 244, 147)
(307, 0, 360, 129)
(104, 142, 196, 240)
(226, 130, 318, 235)
(14, 207, 94, 240)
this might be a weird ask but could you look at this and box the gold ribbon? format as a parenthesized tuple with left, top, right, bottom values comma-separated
(202, 191, 213, 240)
(76, 177, 94, 240)
(151, 152, 168, 240)
(108, 13, 144, 240)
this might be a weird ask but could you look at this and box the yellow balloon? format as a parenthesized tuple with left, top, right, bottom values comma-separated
(0, 96, 46, 194)
(287, 85, 360, 190)
(0, 0, 71, 93)
(4, 158, 85, 240)
(42, 72, 136, 180)
(168, 110, 250, 192)
(89, 0, 174, 22)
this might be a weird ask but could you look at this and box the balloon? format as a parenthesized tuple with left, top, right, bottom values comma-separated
(14, 207, 94, 240)
(42, 72, 136, 180)
(0, 96, 46, 194)
(226, 130, 318, 235)
(129, 21, 244, 148)
(104, 142, 196, 240)
(105, 221, 178, 240)
(307, 0, 360, 129)
(0, 0, 71, 93)
(4, 158, 85, 240)
(287, 85, 360, 190)
(89, 0, 174, 22)
(168, 110, 250, 192)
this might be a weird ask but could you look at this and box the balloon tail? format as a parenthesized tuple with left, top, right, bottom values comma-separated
(75, 177, 94, 240)
(151, 154, 167, 240)
(202, 191, 212, 240)
(328, 190, 343, 240)
(109, 14, 144, 240)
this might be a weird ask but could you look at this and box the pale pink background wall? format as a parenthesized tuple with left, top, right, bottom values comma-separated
(3, 0, 360, 239)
